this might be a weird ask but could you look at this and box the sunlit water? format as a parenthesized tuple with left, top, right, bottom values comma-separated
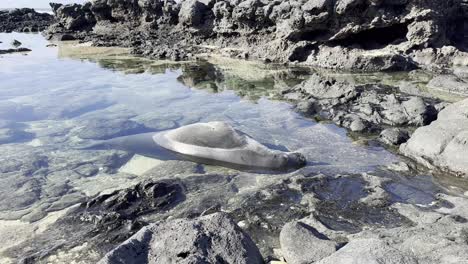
(1, 33, 455, 262)
(0, 32, 397, 170)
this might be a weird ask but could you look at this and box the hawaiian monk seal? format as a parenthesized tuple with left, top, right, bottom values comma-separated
(152, 122, 306, 170)
(82, 121, 306, 171)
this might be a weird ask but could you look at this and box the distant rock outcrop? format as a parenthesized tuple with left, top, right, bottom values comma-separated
(0, 8, 54, 32)
(45, 0, 468, 72)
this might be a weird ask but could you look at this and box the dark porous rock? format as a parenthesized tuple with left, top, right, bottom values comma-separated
(0, 8, 54, 32)
(296, 174, 411, 233)
(77, 118, 149, 140)
(379, 128, 410, 146)
(7, 179, 186, 263)
(82, 180, 185, 223)
(0, 47, 32, 55)
(98, 213, 263, 264)
(401, 98, 468, 177)
(44, 0, 468, 72)
(284, 74, 439, 133)
(50, 3, 96, 31)
(178, 0, 209, 27)
(280, 221, 338, 264)
(11, 39, 22, 47)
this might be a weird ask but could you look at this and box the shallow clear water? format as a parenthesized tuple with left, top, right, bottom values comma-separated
(1, 33, 449, 262)
(0, 32, 397, 171)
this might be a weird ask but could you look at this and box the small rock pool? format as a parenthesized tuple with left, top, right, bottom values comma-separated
(0, 33, 465, 263)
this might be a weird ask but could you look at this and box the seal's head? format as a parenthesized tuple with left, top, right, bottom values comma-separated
(285, 152, 307, 169)
(274, 152, 306, 170)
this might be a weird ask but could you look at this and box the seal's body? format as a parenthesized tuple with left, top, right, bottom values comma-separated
(83, 122, 306, 171)
(153, 122, 306, 170)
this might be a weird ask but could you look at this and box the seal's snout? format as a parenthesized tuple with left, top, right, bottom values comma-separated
(286, 152, 306, 169)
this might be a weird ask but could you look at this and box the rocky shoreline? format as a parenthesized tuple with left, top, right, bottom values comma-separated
(1, 2, 468, 264)
(282, 72, 468, 178)
(1, 54, 465, 263)
(44, 0, 468, 73)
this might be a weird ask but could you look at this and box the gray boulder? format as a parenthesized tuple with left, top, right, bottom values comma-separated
(51, 3, 96, 31)
(77, 118, 148, 140)
(280, 221, 337, 264)
(379, 128, 410, 145)
(401, 98, 468, 177)
(98, 213, 263, 264)
(179, 0, 208, 27)
(317, 238, 417, 264)
(286, 74, 438, 132)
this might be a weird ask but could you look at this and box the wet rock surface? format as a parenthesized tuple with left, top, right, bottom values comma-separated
(401, 98, 468, 177)
(77, 118, 150, 140)
(284, 74, 440, 133)
(0, 47, 31, 54)
(0, 8, 54, 33)
(45, 0, 468, 72)
(1, 32, 468, 264)
(12, 169, 463, 264)
(379, 128, 410, 146)
(9, 178, 185, 263)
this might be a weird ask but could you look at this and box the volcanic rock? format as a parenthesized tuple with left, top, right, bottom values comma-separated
(98, 213, 263, 264)
(44, 0, 468, 72)
(0, 8, 54, 32)
(401, 98, 468, 177)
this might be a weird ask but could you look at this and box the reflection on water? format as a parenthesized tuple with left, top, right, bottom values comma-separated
(0, 33, 465, 263)
(0, 32, 398, 215)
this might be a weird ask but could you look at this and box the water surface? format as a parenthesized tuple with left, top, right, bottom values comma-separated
(0, 33, 454, 263)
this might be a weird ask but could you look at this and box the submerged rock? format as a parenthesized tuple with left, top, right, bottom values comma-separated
(401, 98, 468, 177)
(98, 213, 263, 264)
(11, 39, 22, 47)
(427, 75, 468, 96)
(77, 118, 149, 140)
(0, 128, 34, 144)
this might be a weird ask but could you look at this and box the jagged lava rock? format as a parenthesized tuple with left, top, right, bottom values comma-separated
(0, 8, 54, 32)
(98, 213, 263, 264)
(45, 0, 468, 72)
(284, 74, 439, 132)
